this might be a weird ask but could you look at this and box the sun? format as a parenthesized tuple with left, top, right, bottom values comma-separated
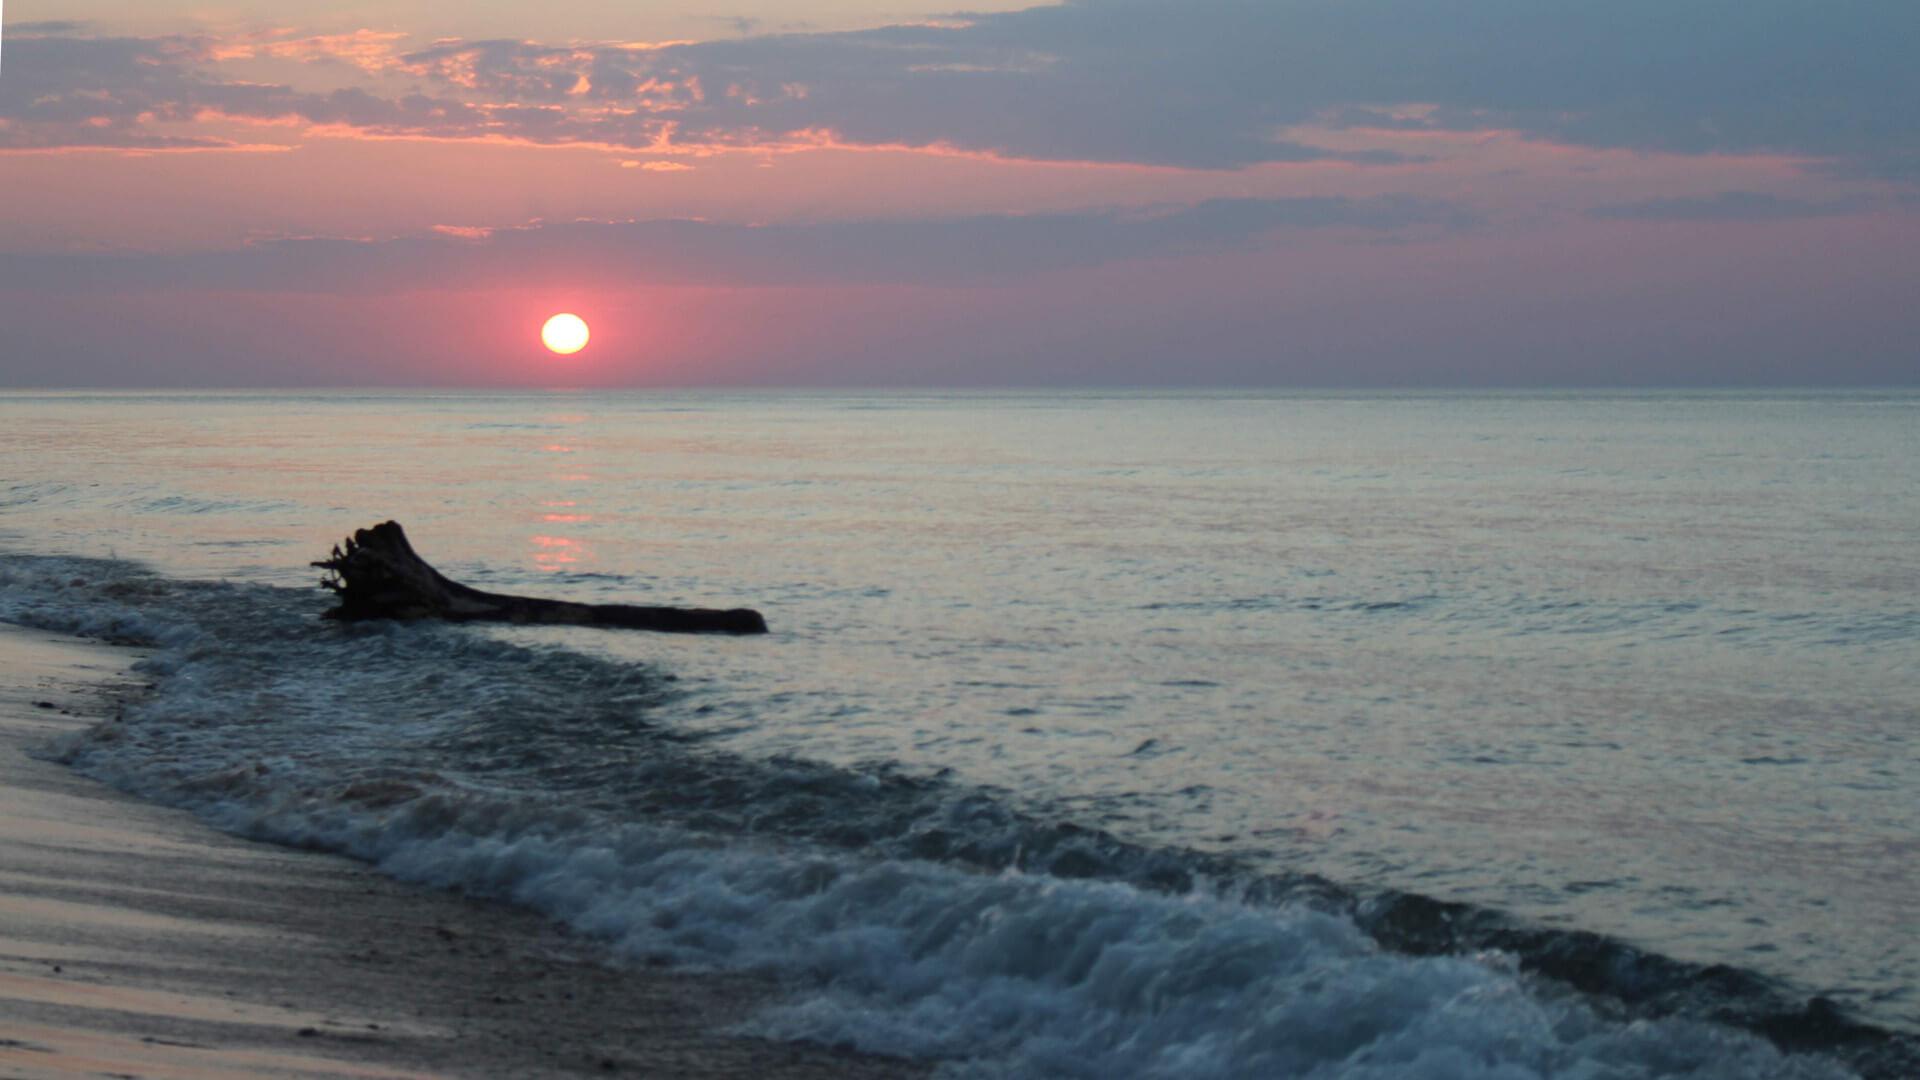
(541, 313, 590, 355)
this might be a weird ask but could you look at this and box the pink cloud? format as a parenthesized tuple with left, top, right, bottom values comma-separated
(260, 29, 410, 72)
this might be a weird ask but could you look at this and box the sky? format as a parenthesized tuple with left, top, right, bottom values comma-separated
(1, 0, 1917, 387)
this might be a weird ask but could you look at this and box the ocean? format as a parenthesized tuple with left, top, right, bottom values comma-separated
(1, 389, 1915, 1077)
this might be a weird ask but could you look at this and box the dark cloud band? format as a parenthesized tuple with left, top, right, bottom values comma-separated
(6, 2, 1916, 177)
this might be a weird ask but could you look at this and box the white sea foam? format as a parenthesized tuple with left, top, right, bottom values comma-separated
(176, 797, 1849, 1079)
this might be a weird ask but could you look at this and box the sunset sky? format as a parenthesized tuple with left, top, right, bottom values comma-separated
(3, 1, 1916, 387)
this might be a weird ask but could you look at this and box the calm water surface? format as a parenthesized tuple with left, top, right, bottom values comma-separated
(2, 389, 1916, 1045)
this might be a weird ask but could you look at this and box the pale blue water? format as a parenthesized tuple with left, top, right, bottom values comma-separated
(1, 389, 1915, 1076)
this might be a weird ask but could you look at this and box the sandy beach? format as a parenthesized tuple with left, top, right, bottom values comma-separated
(0, 623, 921, 1080)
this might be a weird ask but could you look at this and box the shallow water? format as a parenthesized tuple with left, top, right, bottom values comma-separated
(1, 389, 1916, 1074)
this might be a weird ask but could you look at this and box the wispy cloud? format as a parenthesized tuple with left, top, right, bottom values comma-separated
(1588, 191, 1867, 223)
(0, 197, 1471, 292)
(0, 32, 638, 154)
(229, 29, 411, 72)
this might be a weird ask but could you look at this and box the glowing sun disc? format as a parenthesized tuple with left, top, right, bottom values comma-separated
(541, 313, 590, 354)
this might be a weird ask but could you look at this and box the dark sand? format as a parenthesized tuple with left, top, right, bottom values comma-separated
(0, 624, 923, 1079)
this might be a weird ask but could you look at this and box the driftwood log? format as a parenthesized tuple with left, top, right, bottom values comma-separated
(314, 521, 767, 634)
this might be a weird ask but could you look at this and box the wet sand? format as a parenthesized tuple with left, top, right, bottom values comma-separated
(0, 624, 922, 1079)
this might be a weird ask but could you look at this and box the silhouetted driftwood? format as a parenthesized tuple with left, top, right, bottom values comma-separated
(313, 521, 767, 635)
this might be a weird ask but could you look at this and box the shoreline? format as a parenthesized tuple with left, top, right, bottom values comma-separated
(0, 623, 922, 1079)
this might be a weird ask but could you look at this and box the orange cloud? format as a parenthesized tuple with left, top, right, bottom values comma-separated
(261, 30, 410, 72)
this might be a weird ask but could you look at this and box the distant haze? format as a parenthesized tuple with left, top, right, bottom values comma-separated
(2, 1, 1918, 386)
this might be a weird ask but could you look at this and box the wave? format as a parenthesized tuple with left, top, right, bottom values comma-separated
(1135, 590, 1919, 653)
(1, 551, 1910, 1078)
